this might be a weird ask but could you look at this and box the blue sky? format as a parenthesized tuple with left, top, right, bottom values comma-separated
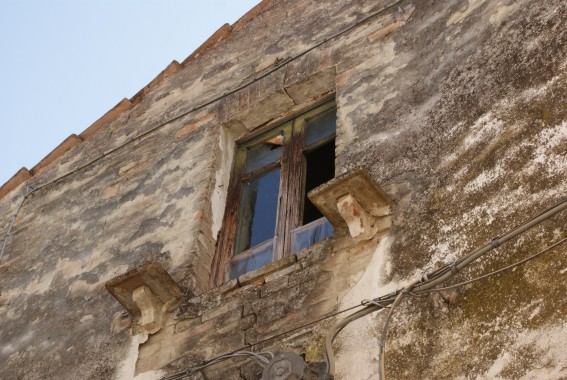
(0, 0, 259, 186)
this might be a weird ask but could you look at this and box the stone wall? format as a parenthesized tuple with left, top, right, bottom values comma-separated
(1, 0, 567, 379)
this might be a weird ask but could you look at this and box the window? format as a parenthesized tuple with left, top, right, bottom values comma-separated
(211, 101, 336, 286)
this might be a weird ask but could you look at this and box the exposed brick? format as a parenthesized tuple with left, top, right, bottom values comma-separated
(175, 112, 215, 138)
(0, 168, 31, 201)
(80, 98, 132, 140)
(201, 298, 242, 322)
(30, 134, 83, 176)
(174, 317, 201, 334)
(264, 263, 301, 283)
(130, 60, 182, 105)
(231, 0, 276, 31)
(182, 24, 232, 66)
(367, 20, 406, 42)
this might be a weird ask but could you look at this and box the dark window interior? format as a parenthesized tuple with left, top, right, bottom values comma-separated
(302, 139, 335, 225)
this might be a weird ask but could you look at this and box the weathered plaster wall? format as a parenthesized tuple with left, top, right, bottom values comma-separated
(332, 0, 567, 378)
(1, 0, 566, 379)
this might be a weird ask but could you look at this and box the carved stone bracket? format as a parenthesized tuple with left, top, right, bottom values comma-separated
(308, 167, 391, 241)
(105, 262, 182, 334)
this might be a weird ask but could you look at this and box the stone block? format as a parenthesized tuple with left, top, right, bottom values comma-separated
(105, 262, 183, 325)
(174, 317, 202, 334)
(201, 297, 242, 323)
(284, 48, 336, 104)
(252, 311, 304, 343)
(264, 263, 301, 283)
(260, 275, 290, 298)
(225, 89, 294, 132)
(238, 254, 297, 286)
(296, 241, 332, 270)
(224, 282, 262, 303)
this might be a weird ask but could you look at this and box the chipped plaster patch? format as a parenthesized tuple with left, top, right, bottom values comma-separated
(518, 367, 567, 380)
(337, 41, 397, 148)
(447, 0, 487, 26)
(335, 236, 406, 380)
(440, 114, 503, 171)
(212, 126, 235, 238)
(518, 73, 561, 102)
(25, 270, 56, 295)
(424, 184, 528, 269)
(481, 351, 511, 379)
(489, 2, 517, 25)
(56, 257, 84, 279)
(375, 91, 398, 114)
(80, 314, 94, 323)
(116, 335, 164, 380)
(68, 280, 97, 298)
(1, 330, 34, 358)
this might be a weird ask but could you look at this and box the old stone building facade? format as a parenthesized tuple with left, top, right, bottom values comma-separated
(1, 0, 567, 379)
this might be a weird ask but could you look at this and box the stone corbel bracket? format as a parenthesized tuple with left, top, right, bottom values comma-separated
(308, 167, 391, 241)
(105, 262, 183, 335)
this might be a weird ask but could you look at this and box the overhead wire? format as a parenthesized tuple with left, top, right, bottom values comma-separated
(377, 278, 420, 380)
(415, 235, 567, 294)
(161, 350, 274, 380)
(324, 196, 567, 379)
(0, 185, 34, 260)
(160, 301, 369, 380)
(162, 226, 567, 380)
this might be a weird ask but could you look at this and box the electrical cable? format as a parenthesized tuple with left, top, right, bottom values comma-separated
(0, 186, 33, 260)
(377, 278, 419, 380)
(162, 301, 369, 380)
(324, 197, 567, 379)
(415, 235, 567, 294)
(413, 196, 567, 292)
(0, 0, 407, 262)
(378, 290, 405, 380)
(87, 198, 567, 380)
(410, 196, 567, 286)
(161, 350, 274, 380)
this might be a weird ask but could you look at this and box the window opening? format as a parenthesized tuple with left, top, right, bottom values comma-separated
(302, 140, 335, 225)
(212, 100, 336, 286)
(235, 168, 281, 254)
